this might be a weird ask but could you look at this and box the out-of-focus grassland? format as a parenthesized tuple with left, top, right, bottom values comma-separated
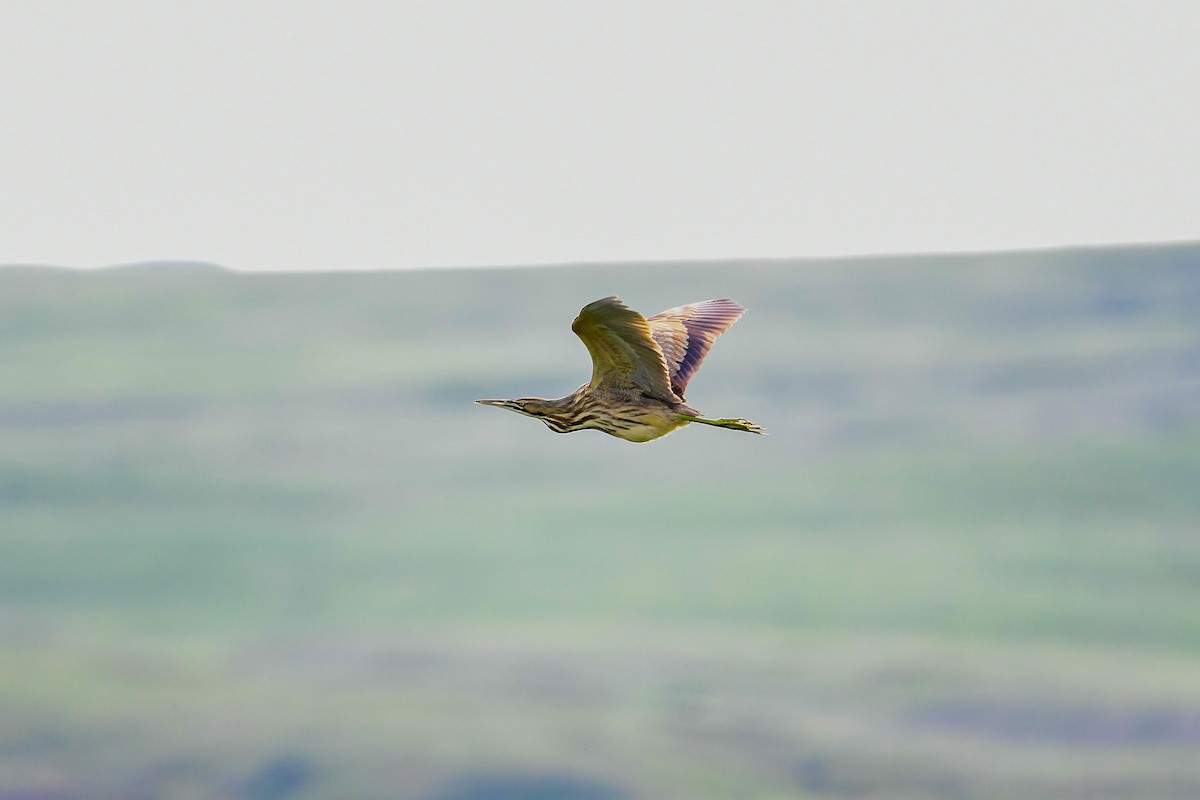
(1, 244, 1198, 799)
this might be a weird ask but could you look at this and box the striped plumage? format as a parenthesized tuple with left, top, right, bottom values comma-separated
(477, 296, 764, 443)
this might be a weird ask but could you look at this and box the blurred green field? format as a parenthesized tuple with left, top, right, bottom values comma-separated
(1, 245, 1199, 799)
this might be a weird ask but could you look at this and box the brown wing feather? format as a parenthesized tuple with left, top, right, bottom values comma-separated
(648, 299, 745, 397)
(571, 296, 678, 403)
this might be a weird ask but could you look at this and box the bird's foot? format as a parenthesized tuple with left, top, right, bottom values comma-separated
(684, 416, 766, 435)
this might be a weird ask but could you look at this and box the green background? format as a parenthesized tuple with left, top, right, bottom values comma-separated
(2, 244, 1198, 798)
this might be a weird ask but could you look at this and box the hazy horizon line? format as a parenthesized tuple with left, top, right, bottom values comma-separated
(4, 236, 1198, 275)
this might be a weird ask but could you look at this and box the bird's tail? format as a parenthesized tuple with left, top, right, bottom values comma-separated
(682, 415, 766, 435)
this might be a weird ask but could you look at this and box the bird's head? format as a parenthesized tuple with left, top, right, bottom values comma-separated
(475, 397, 553, 419)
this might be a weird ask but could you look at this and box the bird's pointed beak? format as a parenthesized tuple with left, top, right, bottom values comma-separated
(475, 399, 521, 411)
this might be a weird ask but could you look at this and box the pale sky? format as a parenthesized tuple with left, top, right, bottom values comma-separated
(2, 1, 1197, 271)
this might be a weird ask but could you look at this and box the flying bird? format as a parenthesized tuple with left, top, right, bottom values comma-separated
(477, 296, 764, 442)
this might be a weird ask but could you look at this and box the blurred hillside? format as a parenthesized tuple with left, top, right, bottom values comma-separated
(1, 244, 1199, 799)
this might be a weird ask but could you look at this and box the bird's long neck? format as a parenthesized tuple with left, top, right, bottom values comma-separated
(535, 386, 593, 432)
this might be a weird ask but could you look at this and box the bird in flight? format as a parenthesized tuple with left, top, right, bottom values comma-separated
(477, 296, 764, 442)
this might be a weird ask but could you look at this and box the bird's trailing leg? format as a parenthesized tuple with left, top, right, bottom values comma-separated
(681, 415, 766, 435)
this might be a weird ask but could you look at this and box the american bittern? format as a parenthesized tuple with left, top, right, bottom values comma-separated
(477, 296, 764, 442)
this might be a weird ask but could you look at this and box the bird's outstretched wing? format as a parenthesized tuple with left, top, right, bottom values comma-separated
(648, 299, 745, 398)
(571, 296, 678, 403)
